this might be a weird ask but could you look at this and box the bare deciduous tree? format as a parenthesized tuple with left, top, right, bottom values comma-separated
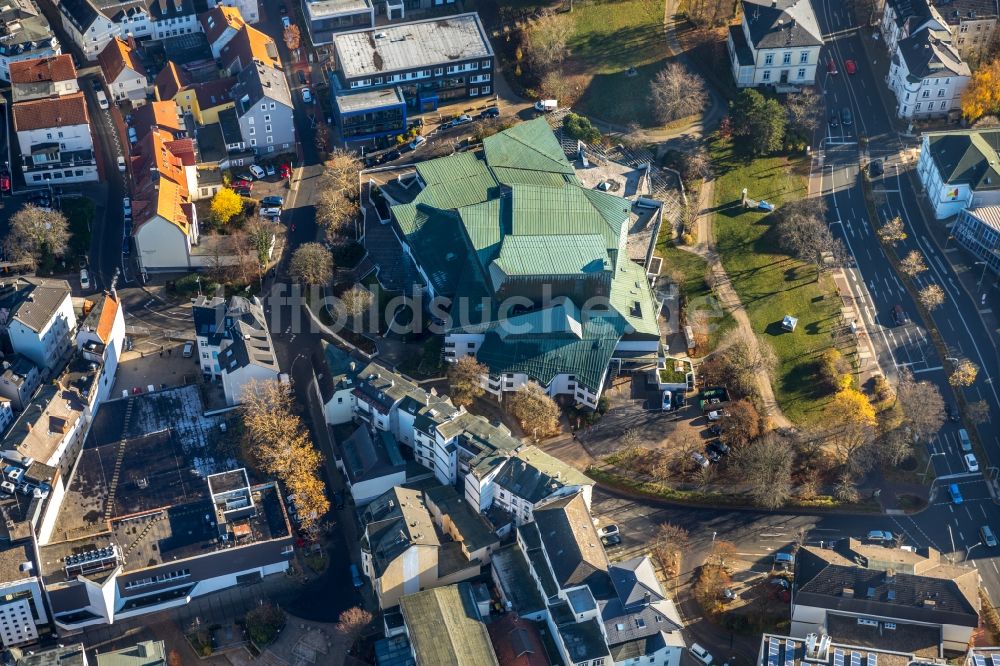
(967, 399, 991, 425)
(3, 204, 70, 269)
(730, 433, 793, 510)
(877, 215, 907, 245)
(918, 283, 945, 311)
(875, 427, 913, 468)
(684, 0, 734, 26)
(290, 243, 333, 286)
(652, 523, 690, 581)
(508, 384, 560, 438)
(448, 356, 488, 407)
(524, 10, 572, 74)
(649, 63, 708, 124)
(336, 607, 372, 653)
(785, 87, 823, 134)
(774, 198, 844, 279)
(719, 399, 762, 449)
(681, 147, 714, 184)
(949, 359, 979, 387)
(339, 284, 374, 318)
(899, 250, 928, 278)
(896, 368, 945, 441)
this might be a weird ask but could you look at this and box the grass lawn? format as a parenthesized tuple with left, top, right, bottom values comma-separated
(711, 139, 844, 426)
(564, 0, 667, 127)
(654, 220, 734, 354)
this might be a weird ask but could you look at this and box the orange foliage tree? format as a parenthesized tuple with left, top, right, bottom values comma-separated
(961, 60, 1000, 122)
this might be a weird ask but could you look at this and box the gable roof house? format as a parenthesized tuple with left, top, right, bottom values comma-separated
(11, 55, 97, 185)
(208, 0, 259, 24)
(791, 542, 981, 655)
(57, 0, 123, 60)
(98, 36, 149, 105)
(360, 486, 482, 610)
(200, 5, 246, 58)
(219, 24, 278, 74)
(515, 491, 685, 666)
(230, 59, 294, 155)
(59, 0, 203, 61)
(76, 290, 126, 404)
(886, 26, 970, 120)
(190, 295, 278, 405)
(0, 0, 61, 84)
(390, 119, 659, 409)
(882, 0, 999, 61)
(0, 278, 77, 374)
(917, 128, 1000, 218)
(727, 0, 824, 88)
(398, 583, 500, 665)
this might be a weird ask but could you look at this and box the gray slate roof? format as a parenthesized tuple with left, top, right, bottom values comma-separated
(216, 296, 278, 373)
(896, 29, 969, 80)
(233, 59, 292, 115)
(533, 491, 609, 590)
(0, 277, 70, 333)
(741, 0, 823, 49)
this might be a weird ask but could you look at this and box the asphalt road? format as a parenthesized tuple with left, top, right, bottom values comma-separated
(759, 0, 1000, 606)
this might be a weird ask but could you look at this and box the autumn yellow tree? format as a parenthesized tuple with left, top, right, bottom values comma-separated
(448, 356, 488, 407)
(507, 384, 560, 438)
(210, 187, 244, 225)
(831, 376, 877, 428)
(961, 60, 1000, 122)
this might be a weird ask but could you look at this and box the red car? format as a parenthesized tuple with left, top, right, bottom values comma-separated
(827, 58, 838, 75)
(0, 173, 9, 193)
(845, 59, 857, 75)
(279, 163, 292, 179)
(232, 179, 253, 190)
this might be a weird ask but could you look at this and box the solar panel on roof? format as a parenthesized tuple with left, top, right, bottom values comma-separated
(974, 656, 987, 666)
(990, 655, 1000, 666)
(785, 639, 795, 666)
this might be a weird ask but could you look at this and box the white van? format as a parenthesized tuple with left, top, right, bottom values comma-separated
(534, 99, 557, 112)
(958, 428, 972, 453)
(690, 644, 714, 666)
(96, 90, 109, 109)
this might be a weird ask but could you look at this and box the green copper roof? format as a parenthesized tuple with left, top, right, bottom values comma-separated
(483, 118, 575, 175)
(609, 258, 661, 337)
(393, 204, 481, 296)
(414, 150, 499, 210)
(509, 184, 629, 257)
(492, 234, 610, 277)
(492, 166, 579, 188)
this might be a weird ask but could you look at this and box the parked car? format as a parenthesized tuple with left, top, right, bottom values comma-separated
(601, 534, 621, 547)
(479, 107, 500, 119)
(451, 114, 474, 127)
(891, 304, 907, 326)
(982, 525, 998, 547)
(302, 88, 313, 104)
(233, 187, 252, 197)
(121, 237, 130, 256)
(774, 552, 795, 569)
(829, 114, 839, 127)
(866, 530, 894, 543)
(261, 195, 284, 207)
(945, 403, 960, 422)
(350, 564, 364, 588)
(868, 158, 883, 177)
(949, 483, 964, 504)
(707, 410, 722, 421)
(705, 447, 721, 463)
(232, 178, 253, 190)
(661, 390, 672, 411)
(266, 164, 276, 177)
(117, 156, 127, 172)
(260, 207, 282, 218)
(689, 644, 714, 666)
(707, 441, 729, 457)
(845, 59, 857, 74)
(282, 16, 291, 28)
(91, 78, 103, 91)
(127, 127, 137, 144)
(827, 58, 838, 75)
(534, 99, 558, 112)
(249, 165, 266, 179)
(385, 149, 401, 162)
(182, 341, 194, 358)
(965, 453, 980, 473)
(708, 424, 723, 436)
(297, 70, 307, 85)
(409, 135, 426, 151)
(79, 269, 90, 289)
(598, 524, 619, 537)
(279, 163, 292, 179)
(123, 197, 131, 215)
(691, 452, 710, 469)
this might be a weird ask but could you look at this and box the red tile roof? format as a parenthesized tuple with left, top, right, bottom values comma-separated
(154, 61, 191, 102)
(487, 616, 549, 666)
(220, 25, 279, 72)
(98, 37, 147, 85)
(199, 5, 245, 46)
(9, 55, 77, 84)
(95, 293, 120, 344)
(165, 138, 196, 166)
(12, 92, 90, 132)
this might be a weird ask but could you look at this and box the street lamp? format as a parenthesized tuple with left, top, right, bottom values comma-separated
(922, 451, 946, 478)
(966, 541, 983, 561)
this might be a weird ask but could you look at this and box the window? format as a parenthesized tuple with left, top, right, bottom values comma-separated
(249, 127, 255, 135)
(764, 53, 774, 65)
(469, 87, 478, 96)
(260, 103, 266, 111)
(762, 70, 771, 81)
(270, 102, 275, 109)
(937, 89, 945, 97)
(922, 90, 930, 98)
(915, 102, 921, 111)
(264, 115, 271, 122)
(265, 125, 272, 133)
(267, 136, 273, 143)
(782, 52, 791, 65)
(799, 51, 809, 63)
(248, 117, 254, 125)
(797, 68, 806, 79)
(250, 138, 256, 146)
(927, 101, 935, 110)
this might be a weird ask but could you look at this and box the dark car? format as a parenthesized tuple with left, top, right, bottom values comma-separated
(385, 149, 401, 162)
(297, 70, 308, 85)
(479, 107, 500, 119)
(829, 114, 839, 127)
(233, 186, 251, 197)
(91, 78, 102, 91)
(601, 534, 622, 547)
(707, 441, 730, 456)
(122, 237, 131, 256)
(945, 403, 961, 422)
(705, 447, 721, 463)
(708, 424, 722, 436)
(841, 107, 853, 126)
(892, 304, 907, 326)
(868, 159, 884, 177)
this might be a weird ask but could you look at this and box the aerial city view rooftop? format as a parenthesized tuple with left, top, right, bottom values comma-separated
(0, 0, 997, 663)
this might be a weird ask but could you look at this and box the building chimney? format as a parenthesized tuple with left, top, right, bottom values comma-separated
(158, 0, 169, 15)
